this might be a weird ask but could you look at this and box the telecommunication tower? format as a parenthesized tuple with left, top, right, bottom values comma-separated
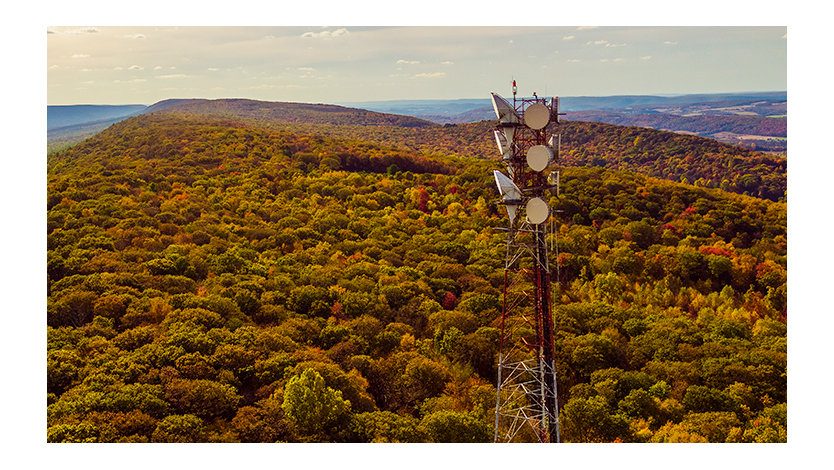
(490, 81, 562, 443)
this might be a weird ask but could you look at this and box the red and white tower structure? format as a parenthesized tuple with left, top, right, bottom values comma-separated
(491, 81, 562, 443)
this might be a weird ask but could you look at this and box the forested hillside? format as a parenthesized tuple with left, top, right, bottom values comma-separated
(145, 98, 436, 128)
(144, 99, 785, 202)
(46, 113, 786, 443)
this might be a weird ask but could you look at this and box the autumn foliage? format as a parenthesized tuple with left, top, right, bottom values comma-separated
(47, 109, 786, 442)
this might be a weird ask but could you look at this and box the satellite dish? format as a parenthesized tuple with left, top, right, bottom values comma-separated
(493, 170, 522, 203)
(493, 130, 512, 160)
(525, 197, 550, 224)
(491, 93, 519, 125)
(524, 102, 550, 130)
(526, 145, 552, 172)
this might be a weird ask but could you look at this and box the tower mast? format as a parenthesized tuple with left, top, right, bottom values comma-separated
(490, 83, 562, 443)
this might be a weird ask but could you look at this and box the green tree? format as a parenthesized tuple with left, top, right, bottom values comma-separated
(282, 368, 351, 437)
(151, 414, 207, 442)
(47, 423, 99, 443)
(350, 411, 424, 442)
(419, 410, 490, 443)
(561, 395, 631, 442)
(593, 272, 624, 304)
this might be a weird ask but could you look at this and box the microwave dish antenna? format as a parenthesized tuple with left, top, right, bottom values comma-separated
(523, 102, 551, 130)
(526, 145, 552, 172)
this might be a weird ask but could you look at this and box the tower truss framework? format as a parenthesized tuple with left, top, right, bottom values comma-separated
(490, 85, 562, 443)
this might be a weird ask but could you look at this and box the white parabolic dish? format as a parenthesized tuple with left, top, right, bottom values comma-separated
(526, 197, 550, 224)
(526, 145, 552, 172)
(523, 102, 550, 130)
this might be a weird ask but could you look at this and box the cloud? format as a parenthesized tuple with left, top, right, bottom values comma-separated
(156, 74, 188, 79)
(154, 66, 164, 70)
(71, 54, 90, 59)
(640, 55, 652, 60)
(664, 40, 678, 45)
(562, 35, 575, 40)
(586, 40, 609, 46)
(567, 59, 581, 63)
(415, 72, 445, 78)
(52, 27, 99, 35)
(207, 67, 219, 71)
(605, 43, 626, 48)
(441, 61, 454, 65)
(577, 26, 598, 30)
(128, 65, 143, 70)
(114, 79, 147, 84)
(397, 59, 420, 65)
(613, 58, 625, 62)
(301, 28, 349, 39)
(124, 34, 145, 39)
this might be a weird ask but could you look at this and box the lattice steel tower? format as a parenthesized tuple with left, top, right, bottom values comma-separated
(490, 81, 562, 443)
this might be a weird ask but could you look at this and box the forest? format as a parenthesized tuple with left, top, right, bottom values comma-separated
(138, 99, 785, 202)
(46, 109, 786, 443)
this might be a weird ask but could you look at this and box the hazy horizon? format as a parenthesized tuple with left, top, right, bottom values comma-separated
(48, 89, 789, 108)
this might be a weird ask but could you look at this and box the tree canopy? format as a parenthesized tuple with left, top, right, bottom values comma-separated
(47, 111, 786, 442)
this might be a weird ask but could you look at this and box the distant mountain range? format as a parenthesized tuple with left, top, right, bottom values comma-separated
(47, 91, 787, 154)
(341, 91, 786, 123)
(47, 104, 146, 129)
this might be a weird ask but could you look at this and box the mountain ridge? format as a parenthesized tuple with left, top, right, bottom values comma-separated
(144, 98, 438, 128)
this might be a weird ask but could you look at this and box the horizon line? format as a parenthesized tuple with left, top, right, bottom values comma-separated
(48, 89, 788, 107)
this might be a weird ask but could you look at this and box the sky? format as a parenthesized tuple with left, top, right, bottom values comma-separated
(47, 25, 787, 105)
